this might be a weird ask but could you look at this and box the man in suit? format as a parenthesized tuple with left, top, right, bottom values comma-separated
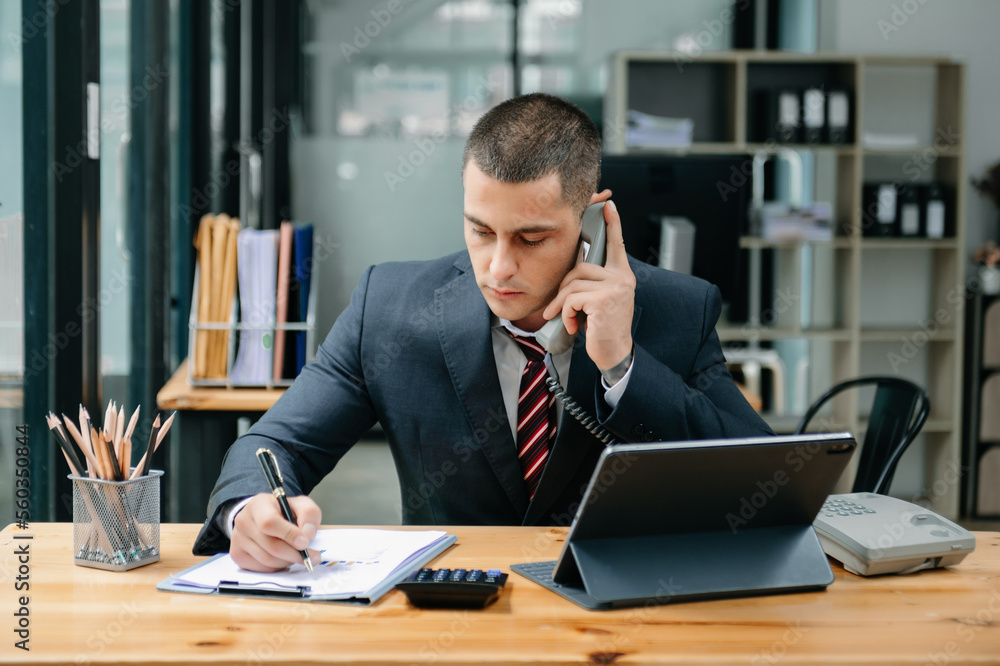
(194, 93, 772, 569)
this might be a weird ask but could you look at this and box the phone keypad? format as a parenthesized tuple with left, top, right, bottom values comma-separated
(821, 497, 877, 518)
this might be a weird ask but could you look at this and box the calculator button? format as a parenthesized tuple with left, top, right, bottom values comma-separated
(837, 512, 849, 516)
(432, 569, 451, 581)
(465, 570, 483, 582)
(449, 569, 468, 582)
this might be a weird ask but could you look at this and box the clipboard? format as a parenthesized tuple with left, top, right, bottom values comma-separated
(158, 533, 457, 605)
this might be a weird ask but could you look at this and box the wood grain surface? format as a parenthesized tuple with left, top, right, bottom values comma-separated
(1, 523, 998, 665)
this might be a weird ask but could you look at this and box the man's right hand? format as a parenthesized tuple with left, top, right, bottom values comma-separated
(230, 492, 323, 572)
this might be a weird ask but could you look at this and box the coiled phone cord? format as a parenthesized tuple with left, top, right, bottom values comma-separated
(544, 375, 619, 446)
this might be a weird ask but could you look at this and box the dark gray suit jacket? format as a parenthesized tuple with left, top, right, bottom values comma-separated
(193, 251, 772, 554)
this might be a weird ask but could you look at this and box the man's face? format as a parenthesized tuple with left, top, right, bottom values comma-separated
(463, 162, 581, 332)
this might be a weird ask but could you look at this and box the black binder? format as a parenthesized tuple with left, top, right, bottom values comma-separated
(862, 183, 899, 237)
(826, 90, 851, 144)
(802, 87, 825, 144)
(511, 433, 856, 610)
(898, 184, 923, 237)
(756, 89, 801, 143)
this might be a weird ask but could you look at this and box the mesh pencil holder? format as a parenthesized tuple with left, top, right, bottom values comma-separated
(70, 470, 163, 571)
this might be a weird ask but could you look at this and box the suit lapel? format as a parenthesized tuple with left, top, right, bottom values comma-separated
(437, 257, 529, 518)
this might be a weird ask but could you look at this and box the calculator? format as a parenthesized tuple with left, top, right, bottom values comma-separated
(394, 568, 507, 609)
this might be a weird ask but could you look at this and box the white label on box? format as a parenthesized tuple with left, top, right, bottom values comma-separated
(803, 89, 824, 128)
(779, 93, 799, 126)
(926, 201, 945, 238)
(877, 185, 897, 223)
(828, 92, 849, 126)
(901, 203, 920, 235)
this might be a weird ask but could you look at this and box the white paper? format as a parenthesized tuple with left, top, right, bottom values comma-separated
(230, 229, 279, 384)
(175, 529, 447, 599)
(862, 131, 921, 149)
(626, 110, 694, 148)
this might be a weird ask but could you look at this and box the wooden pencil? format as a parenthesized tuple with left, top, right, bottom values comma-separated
(61, 414, 97, 479)
(115, 404, 126, 479)
(46, 413, 84, 477)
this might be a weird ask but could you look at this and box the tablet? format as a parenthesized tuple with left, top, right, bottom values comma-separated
(511, 432, 856, 609)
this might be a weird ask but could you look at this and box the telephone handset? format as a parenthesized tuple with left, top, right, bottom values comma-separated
(532, 202, 618, 446)
(535, 202, 608, 356)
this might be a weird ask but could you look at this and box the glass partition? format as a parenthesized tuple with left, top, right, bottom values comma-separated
(0, 1, 24, 525)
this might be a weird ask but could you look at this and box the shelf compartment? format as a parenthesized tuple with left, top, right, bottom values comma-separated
(717, 327, 853, 341)
(859, 239, 958, 249)
(744, 143, 857, 154)
(746, 61, 856, 145)
(861, 64, 945, 150)
(739, 237, 854, 249)
(859, 328, 957, 342)
(861, 146, 961, 156)
(618, 142, 742, 155)
(625, 60, 737, 145)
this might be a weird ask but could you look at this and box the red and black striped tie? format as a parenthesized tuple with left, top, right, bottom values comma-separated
(510, 333, 556, 499)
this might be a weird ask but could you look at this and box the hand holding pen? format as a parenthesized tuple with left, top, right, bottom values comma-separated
(256, 448, 316, 573)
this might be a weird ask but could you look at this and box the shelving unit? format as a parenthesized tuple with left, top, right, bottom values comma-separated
(605, 51, 966, 518)
(963, 292, 1000, 517)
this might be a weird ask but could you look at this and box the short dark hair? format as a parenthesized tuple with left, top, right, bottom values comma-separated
(462, 93, 601, 217)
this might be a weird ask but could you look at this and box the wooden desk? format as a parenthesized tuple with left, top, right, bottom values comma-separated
(3, 523, 999, 665)
(157, 359, 287, 412)
(156, 360, 286, 522)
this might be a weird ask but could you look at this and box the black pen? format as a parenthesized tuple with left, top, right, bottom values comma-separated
(256, 448, 314, 573)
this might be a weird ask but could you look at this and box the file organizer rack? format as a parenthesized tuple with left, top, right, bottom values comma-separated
(187, 245, 318, 389)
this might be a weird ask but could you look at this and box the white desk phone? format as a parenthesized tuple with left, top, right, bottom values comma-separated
(813, 492, 976, 576)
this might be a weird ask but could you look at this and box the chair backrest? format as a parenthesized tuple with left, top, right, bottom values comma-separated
(794, 376, 930, 495)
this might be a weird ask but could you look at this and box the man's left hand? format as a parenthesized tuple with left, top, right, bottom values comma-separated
(542, 193, 635, 377)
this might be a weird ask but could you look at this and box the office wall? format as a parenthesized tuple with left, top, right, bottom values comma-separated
(293, 0, 736, 337)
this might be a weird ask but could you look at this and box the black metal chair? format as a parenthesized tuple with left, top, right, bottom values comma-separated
(794, 376, 931, 495)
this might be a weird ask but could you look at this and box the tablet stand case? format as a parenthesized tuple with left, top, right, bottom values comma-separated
(512, 433, 856, 610)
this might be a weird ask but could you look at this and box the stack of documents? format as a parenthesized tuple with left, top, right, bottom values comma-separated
(189, 217, 316, 385)
(626, 110, 694, 149)
(160, 528, 456, 604)
(192, 214, 240, 379)
(758, 202, 834, 242)
(230, 229, 280, 385)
